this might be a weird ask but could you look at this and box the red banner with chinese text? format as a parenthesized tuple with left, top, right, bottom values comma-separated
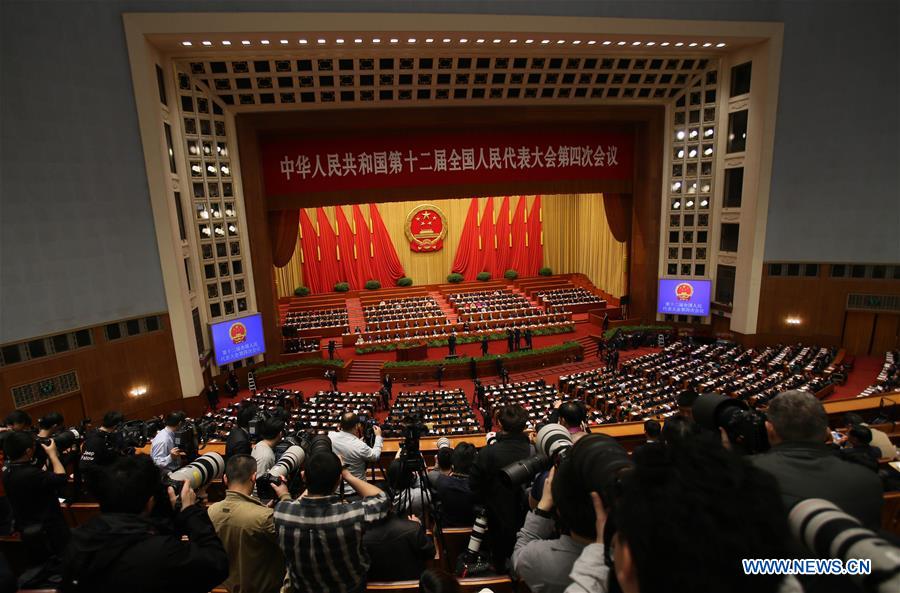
(261, 128, 633, 195)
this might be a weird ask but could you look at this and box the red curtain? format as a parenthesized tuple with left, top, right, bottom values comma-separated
(335, 206, 361, 289)
(269, 209, 300, 268)
(369, 203, 406, 285)
(478, 197, 495, 275)
(298, 209, 323, 293)
(603, 193, 633, 243)
(316, 208, 342, 290)
(352, 204, 376, 284)
(509, 196, 528, 275)
(527, 195, 543, 275)
(451, 198, 481, 281)
(493, 196, 511, 277)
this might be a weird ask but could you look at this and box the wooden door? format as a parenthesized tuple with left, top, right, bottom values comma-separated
(871, 313, 900, 354)
(842, 311, 876, 355)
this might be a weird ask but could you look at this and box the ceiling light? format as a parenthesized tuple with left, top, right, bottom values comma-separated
(181, 41, 192, 46)
(686, 200, 695, 208)
(704, 128, 714, 137)
(688, 149, 698, 158)
(646, 41, 656, 46)
(675, 42, 684, 47)
(222, 40, 231, 46)
(425, 38, 434, 43)
(701, 184, 711, 192)
(632, 41, 641, 46)
(689, 42, 698, 47)
(299, 39, 308, 44)
(541, 39, 550, 44)
(660, 42, 670, 47)
(602, 40, 611, 45)
(510, 39, 518, 43)
(407, 38, 416, 43)
(572, 40, 582, 45)
(260, 39, 270, 45)
(389, 38, 398, 43)
(476, 38, 485, 43)
(318, 38, 327, 44)
(588, 40, 597, 45)
(703, 147, 713, 156)
(702, 42, 712, 47)
(201, 41, 212, 46)
(785, 317, 802, 326)
(443, 38, 451, 43)
(228, 225, 237, 233)
(336, 38, 345, 44)
(677, 149, 685, 158)
(673, 201, 681, 209)
(129, 386, 147, 397)
(280, 39, 289, 44)
(354, 38, 363, 43)
(493, 39, 502, 44)
(372, 38, 380, 43)
(689, 130, 698, 138)
(460, 38, 468, 43)
(199, 209, 209, 219)
(557, 40, 566, 44)
(241, 40, 251, 45)
(700, 199, 709, 207)
(672, 182, 682, 190)
(676, 130, 686, 140)
(617, 41, 626, 46)
(716, 42, 727, 48)
(525, 39, 534, 44)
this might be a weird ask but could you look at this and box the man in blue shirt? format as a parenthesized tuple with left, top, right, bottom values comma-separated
(150, 412, 186, 472)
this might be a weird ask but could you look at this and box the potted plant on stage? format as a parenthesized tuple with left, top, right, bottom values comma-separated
(447, 273, 464, 283)
(365, 279, 381, 290)
(396, 277, 413, 287)
(539, 267, 553, 276)
(504, 269, 519, 280)
(294, 286, 310, 296)
(476, 271, 491, 282)
(334, 281, 350, 292)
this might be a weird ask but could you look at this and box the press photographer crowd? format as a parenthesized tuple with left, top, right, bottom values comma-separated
(1, 385, 899, 593)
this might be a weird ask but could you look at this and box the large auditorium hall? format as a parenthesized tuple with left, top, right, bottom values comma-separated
(1, 2, 899, 593)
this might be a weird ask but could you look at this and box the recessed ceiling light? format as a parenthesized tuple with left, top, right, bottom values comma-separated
(260, 39, 270, 45)
(460, 38, 468, 43)
(510, 39, 518, 43)
(525, 39, 534, 44)
(572, 40, 582, 45)
(602, 40, 611, 45)
(617, 41, 626, 46)
(716, 42, 727, 48)
(317, 38, 327, 44)
(222, 40, 231, 45)
(201, 40, 212, 46)
(280, 39, 289, 44)
(660, 42, 670, 47)
(241, 40, 251, 45)
(588, 40, 597, 45)
(675, 42, 684, 47)
(557, 40, 565, 44)
(181, 41, 192, 46)
(336, 38, 345, 44)
(689, 42, 698, 47)
(425, 38, 434, 43)
(476, 39, 485, 43)
(541, 39, 550, 44)
(372, 38, 381, 43)
(389, 38, 398, 43)
(493, 39, 501, 43)
(299, 39, 308, 44)
(645, 41, 655, 46)
(632, 41, 641, 46)
(443, 38, 451, 43)
(702, 42, 712, 47)
(407, 38, 416, 43)
(354, 38, 363, 43)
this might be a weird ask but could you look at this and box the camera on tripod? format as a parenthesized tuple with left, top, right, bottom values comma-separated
(692, 392, 769, 454)
(400, 410, 429, 458)
(500, 423, 574, 487)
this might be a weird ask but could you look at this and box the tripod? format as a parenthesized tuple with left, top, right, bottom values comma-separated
(393, 449, 446, 552)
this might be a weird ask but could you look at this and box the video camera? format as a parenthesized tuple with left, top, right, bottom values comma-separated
(500, 423, 573, 487)
(401, 410, 428, 457)
(692, 392, 769, 455)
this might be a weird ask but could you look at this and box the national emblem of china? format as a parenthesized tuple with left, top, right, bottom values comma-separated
(675, 282, 694, 301)
(406, 204, 447, 252)
(229, 322, 247, 345)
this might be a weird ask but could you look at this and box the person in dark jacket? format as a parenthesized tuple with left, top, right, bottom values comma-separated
(225, 404, 257, 459)
(838, 424, 882, 472)
(434, 443, 478, 527)
(481, 335, 489, 356)
(206, 381, 220, 412)
(61, 454, 228, 593)
(363, 505, 435, 582)
(469, 405, 532, 569)
(506, 329, 514, 352)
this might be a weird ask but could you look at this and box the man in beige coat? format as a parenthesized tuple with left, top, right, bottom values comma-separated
(208, 454, 291, 593)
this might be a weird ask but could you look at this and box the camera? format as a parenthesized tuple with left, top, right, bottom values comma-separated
(164, 451, 225, 497)
(692, 392, 769, 454)
(500, 423, 573, 487)
(300, 433, 333, 458)
(401, 410, 428, 457)
(36, 427, 83, 453)
(257, 445, 305, 501)
(455, 508, 493, 577)
(360, 415, 378, 448)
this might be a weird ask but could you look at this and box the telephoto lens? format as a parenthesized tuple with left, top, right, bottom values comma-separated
(257, 446, 305, 501)
(306, 434, 333, 457)
(436, 437, 452, 449)
(789, 498, 900, 593)
(536, 423, 574, 460)
(500, 423, 574, 488)
(455, 508, 494, 577)
(167, 451, 225, 491)
(52, 428, 82, 452)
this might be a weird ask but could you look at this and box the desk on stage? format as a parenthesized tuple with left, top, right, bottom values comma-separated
(396, 343, 428, 361)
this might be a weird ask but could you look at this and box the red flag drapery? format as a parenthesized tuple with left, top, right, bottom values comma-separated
(335, 206, 361, 289)
(478, 197, 495, 276)
(527, 195, 543, 275)
(509, 196, 529, 275)
(493, 196, 511, 277)
(451, 198, 481, 281)
(298, 209, 322, 293)
(369, 203, 406, 286)
(602, 193, 633, 243)
(316, 208, 342, 290)
(352, 204, 375, 284)
(269, 209, 300, 269)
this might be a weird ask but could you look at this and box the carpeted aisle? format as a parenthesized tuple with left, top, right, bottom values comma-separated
(825, 355, 883, 400)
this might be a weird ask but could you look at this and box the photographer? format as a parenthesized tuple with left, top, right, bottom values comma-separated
(2, 431, 70, 555)
(749, 390, 883, 529)
(80, 411, 126, 493)
(225, 404, 257, 459)
(563, 442, 797, 593)
(274, 451, 390, 593)
(363, 496, 435, 582)
(208, 454, 290, 593)
(150, 411, 186, 472)
(434, 442, 478, 527)
(251, 417, 284, 478)
(62, 454, 228, 593)
(328, 412, 383, 481)
(33, 412, 65, 468)
(469, 404, 532, 569)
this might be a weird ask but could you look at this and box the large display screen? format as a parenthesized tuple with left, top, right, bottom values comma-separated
(657, 279, 712, 316)
(210, 313, 266, 366)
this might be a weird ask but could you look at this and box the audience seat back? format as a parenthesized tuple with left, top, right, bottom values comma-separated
(437, 526, 473, 572)
(882, 492, 900, 536)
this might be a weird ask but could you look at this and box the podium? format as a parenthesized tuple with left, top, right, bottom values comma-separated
(396, 343, 428, 361)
